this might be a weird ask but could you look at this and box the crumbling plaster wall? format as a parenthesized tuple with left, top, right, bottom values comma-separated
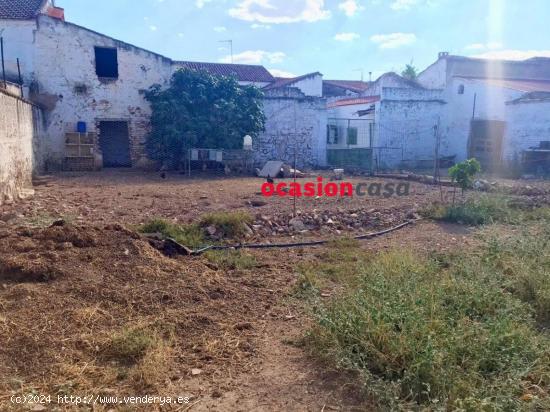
(504, 99, 550, 163)
(0, 90, 42, 205)
(254, 90, 327, 169)
(375, 88, 445, 168)
(28, 16, 173, 167)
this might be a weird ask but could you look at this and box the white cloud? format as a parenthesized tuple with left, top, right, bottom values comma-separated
(334, 32, 360, 42)
(370, 32, 416, 49)
(465, 42, 503, 51)
(214, 26, 227, 32)
(149, 25, 158, 31)
(338, 0, 363, 16)
(229, 0, 331, 24)
(269, 68, 297, 78)
(251, 23, 272, 29)
(220, 50, 286, 64)
(177, 32, 184, 38)
(471, 49, 550, 60)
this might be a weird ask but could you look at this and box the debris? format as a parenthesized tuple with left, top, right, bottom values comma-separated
(258, 161, 284, 178)
(206, 225, 217, 236)
(333, 169, 344, 181)
(191, 368, 202, 376)
(249, 199, 267, 207)
(50, 219, 66, 227)
(289, 218, 306, 231)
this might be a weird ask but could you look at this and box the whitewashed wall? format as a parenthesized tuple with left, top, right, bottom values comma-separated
(290, 74, 323, 97)
(504, 99, 550, 162)
(0, 90, 42, 204)
(254, 92, 327, 168)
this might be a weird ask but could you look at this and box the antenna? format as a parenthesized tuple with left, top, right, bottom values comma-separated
(219, 40, 233, 64)
(369, 71, 372, 82)
(353, 68, 364, 82)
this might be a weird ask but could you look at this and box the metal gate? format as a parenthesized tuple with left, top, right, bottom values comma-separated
(99, 121, 131, 167)
(468, 120, 506, 172)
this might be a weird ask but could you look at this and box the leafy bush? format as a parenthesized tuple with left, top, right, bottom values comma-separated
(138, 218, 205, 248)
(200, 211, 253, 238)
(145, 69, 265, 167)
(307, 236, 550, 410)
(449, 158, 481, 192)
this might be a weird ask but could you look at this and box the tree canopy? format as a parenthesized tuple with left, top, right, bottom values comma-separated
(145, 69, 266, 166)
(401, 62, 419, 81)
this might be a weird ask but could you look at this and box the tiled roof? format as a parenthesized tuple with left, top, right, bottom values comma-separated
(323, 80, 371, 93)
(327, 96, 380, 108)
(263, 72, 322, 90)
(174, 61, 275, 83)
(0, 0, 46, 19)
(508, 91, 550, 104)
(462, 78, 550, 93)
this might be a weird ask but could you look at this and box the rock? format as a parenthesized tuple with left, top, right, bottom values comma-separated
(289, 218, 306, 231)
(191, 368, 202, 376)
(206, 225, 217, 236)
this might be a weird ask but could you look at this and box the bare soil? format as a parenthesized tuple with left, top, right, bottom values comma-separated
(0, 171, 549, 411)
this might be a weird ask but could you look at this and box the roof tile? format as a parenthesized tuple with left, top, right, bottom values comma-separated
(174, 61, 275, 83)
(0, 0, 45, 20)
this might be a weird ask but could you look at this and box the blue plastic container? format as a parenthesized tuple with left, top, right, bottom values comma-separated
(77, 121, 87, 133)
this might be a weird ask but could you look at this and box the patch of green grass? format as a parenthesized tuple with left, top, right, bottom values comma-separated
(306, 226, 550, 410)
(204, 250, 259, 270)
(138, 219, 205, 248)
(105, 328, 157, 364)
(422, 195, 521, 225)
(199, 211, 253, 238)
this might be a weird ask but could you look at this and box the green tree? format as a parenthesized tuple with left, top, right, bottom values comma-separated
(401, 62, 418, 80)
(449, 158, 482, 201)
(145, 69, 266, 167)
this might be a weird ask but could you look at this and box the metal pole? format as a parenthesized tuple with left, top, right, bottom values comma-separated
(1, 37, 6, 89)
(16, 58, 23, 95)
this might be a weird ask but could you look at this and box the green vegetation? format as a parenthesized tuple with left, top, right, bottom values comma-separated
(449, 158, 482, 193)
(305, 226, 550, 410)
(205, 250, 258, 270)
(145, 69, 265, 167)
(199, 211, 253, 238)
(422, 194, 520, 225)
(105, 328, 157, 364)
(138, 218, 205, 248)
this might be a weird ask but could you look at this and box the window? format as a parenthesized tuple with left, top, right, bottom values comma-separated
(458, 84, 465, 95)
(95, 47, 118, 79)
(347, 127, 358, 145)
(327, 125, 339, 144)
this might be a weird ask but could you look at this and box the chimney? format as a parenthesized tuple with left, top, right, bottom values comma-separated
(47, 6, 65, 21)
(438, 52, 449, 60)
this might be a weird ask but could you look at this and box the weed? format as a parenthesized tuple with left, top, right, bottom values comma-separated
(307, 237, 550, 410)
(104, 328, 157, 364)
(200, 211, 253, 238)
(204, 250, 258, 270)
(138, 218, 205, 248)
(422, 195, 520, 225)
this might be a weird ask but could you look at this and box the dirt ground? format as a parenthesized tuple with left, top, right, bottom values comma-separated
(0, 171, 549, 411)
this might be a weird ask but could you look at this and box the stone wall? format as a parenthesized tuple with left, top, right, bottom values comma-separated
(254, 94, 327, 169)
(0, 89, 42, 205)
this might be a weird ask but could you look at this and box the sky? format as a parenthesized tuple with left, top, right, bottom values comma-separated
(57, 0, 550, 80)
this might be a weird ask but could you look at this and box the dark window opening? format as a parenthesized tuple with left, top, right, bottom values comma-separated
(95, 47, 118, 79)
(347, 127, 358, 145)
(458, 84, 465, 95)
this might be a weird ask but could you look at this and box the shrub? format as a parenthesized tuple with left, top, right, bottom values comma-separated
(449, 158, 481, 193)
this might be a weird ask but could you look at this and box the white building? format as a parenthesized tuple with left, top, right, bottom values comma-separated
(417, 53, 550, 172)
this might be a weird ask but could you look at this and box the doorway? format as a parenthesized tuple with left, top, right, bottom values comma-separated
(468, 120, 506, 172)
(98, 121, 131, 167)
